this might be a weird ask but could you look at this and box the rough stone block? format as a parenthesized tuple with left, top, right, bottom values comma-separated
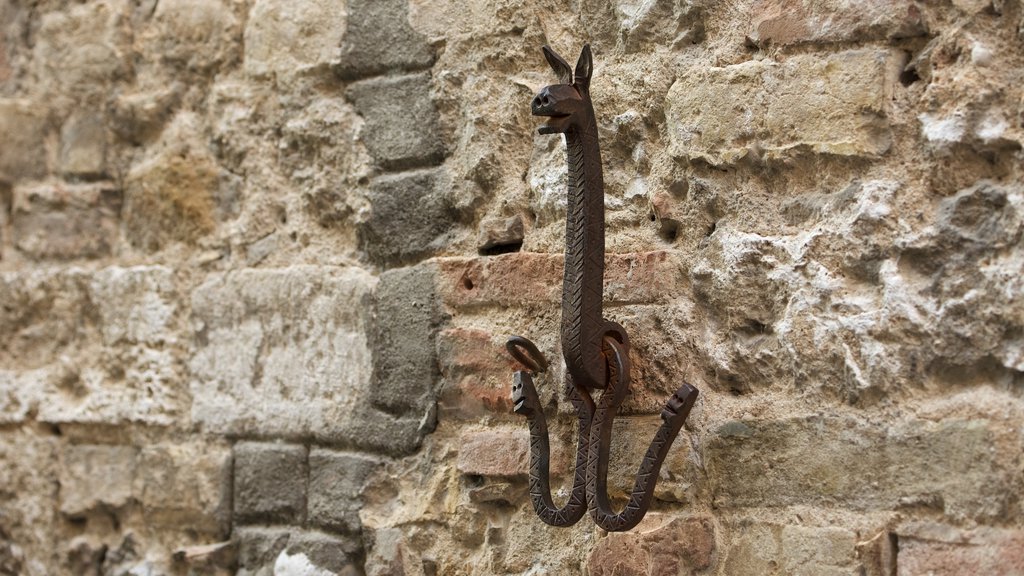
(476, 215, 524, 254)
(358, 169, 455, 265)
(347, 74, 444, 171)
(189, 266, 375, 441)
(124, 152, 218, 251)
(0, 368, 44, 424)
(136, 442, 232, 536)
(308, 449, 380, 534)
(59, 444, 137, 517)
(244, 0, 344, 81)
(32, 0, 131, 94)
(236, 528, 361, 576)
(88, 266, 177, 346)
(233, 442, 308, 525)
(722, 521, 860, 576)
(142, 0, 240, 73)
(0, 269, 89, 367)
(336, 0, 433, 79)
(456, 428, 531, 477)
(666, 49, 898, 165)
(370, 263, 445, 416)
(10, 181, 120, 260)
(59, 113, 107, 178)
(588, 515, 716, 576)
(706, 415, 1016, 522)
(0, 99, 49, 183)
(748, 0, 926, 46)
(0, 429, 58, 574)
(895, 523, 1024, 576)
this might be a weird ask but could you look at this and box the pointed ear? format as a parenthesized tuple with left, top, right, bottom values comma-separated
(575, 44, 593, 91)
(542, 45, 573, 84)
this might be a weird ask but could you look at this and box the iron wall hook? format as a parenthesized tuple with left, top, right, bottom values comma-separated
(507, 44, 699, 532)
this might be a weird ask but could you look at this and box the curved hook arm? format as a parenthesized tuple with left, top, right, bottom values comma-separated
(507, 335, 549, 373)
(511, 369, 594, 526)
(586, 336, 699, 532)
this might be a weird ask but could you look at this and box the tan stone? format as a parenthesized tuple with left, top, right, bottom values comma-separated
(244, 0, 347, 81)
(124, 151, 218, 251)
(11, 181, 120, 260)
(748, 0, 926, 46)
(59, 444, 137, 517)
(135, 441, 232, 537)
(666, 50, 899, 165)
(0, 99, 49, 183)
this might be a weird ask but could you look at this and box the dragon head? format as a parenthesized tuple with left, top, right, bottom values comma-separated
(511, 371, 541, 416)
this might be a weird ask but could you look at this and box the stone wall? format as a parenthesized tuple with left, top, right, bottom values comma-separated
(1, 0, 1022, 574)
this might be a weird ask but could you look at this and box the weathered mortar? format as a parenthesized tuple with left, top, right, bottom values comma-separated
(0, 0, 1022, 574)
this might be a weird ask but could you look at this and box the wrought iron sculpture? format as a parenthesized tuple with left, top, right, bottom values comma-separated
(507, 44, 699, 532)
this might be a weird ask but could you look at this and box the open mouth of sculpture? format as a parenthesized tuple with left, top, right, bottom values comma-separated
(537, 114, 570, 134)
(513, 397, 526, 412)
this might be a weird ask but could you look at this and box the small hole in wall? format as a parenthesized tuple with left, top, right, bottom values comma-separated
(462, 277, 475, 290)
(658, 221, 681, 243)
(648, 213, 656, 222)
(899, 67, 920, 87)
(464, 474, 485, 488)
(706, 221, 717, 237)
(888, 533, 899, 576)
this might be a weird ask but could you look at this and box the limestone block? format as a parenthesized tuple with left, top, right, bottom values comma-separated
(58, 113, 106, 178)
(336, 0, 433, 80)
(244, 0, 345, 81)
(88, 266, 177, 346)
(32, 1, 131, 93)
(233, 442, 308, 525)
(666, 49, 898, 165)
(369, 263, 444, 415)
(307, 449, 380, 534)
(706, 415, 1016, 522)
(0, 98, 49, 183)
(0, 268, 90, 368)
(588, 515, 715, 576)
(0, 429, 58, 576)
(357, 168, 454, 265)
(135, 442, 232, 537)
(11, 181, 121, 260)
(124, 151, 218, 251)
(347, 73, 445, 171)
(59, 444, 137, 517)
(722, 521, 861, 576)
(142, 0, 240, 72)
(748, 0, 926, 46)
(189, 266, 376, 441)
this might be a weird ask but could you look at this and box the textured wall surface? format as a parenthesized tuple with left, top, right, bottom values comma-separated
(1, 0, 1023, 574)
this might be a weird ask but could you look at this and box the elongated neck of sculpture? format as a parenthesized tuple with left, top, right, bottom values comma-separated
(560, 110, 607, 390)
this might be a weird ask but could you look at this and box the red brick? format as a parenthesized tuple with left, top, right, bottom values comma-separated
(455, 427, 568, 478)
(435, 251, 686, 310)
(896, 523, 1024, 576)
(437, 327, 519, 419)
(589, 515, 716, 576)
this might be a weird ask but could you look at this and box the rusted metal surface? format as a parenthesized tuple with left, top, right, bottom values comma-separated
(507, 44, 700, 531)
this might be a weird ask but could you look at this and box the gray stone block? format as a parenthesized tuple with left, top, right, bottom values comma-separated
(357, 168, 456, 265)
(336, 0, 433, 80)
(235, 528, 361, 576)
(308, 449, 379, 534)
(369, 262, 446, 418)
(233, 443, 308, 525)
(347, 73, 444, 171)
